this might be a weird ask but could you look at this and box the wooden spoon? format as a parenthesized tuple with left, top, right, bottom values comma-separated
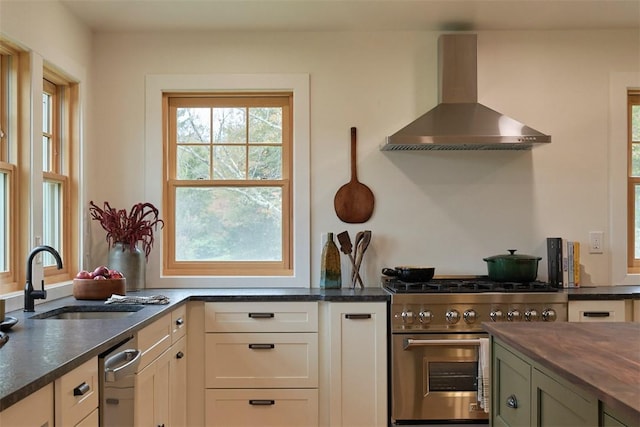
(336, 231, 363, 287)
(334, 127, 375, 223)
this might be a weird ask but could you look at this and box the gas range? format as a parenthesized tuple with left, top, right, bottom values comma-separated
(384, 276, 568, 333)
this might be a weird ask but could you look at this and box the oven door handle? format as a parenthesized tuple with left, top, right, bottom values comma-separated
(403, 338, 482, 349)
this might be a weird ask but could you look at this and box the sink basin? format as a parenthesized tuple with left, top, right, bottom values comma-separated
(30, 305, 144, 320)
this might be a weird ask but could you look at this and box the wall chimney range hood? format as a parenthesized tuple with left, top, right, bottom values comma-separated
(382, 34, 551, 151)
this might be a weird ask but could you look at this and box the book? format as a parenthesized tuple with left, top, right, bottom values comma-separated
(567, 240, 574, 286)
(573, 241, 580, 287)
(546, 237, 563, 288)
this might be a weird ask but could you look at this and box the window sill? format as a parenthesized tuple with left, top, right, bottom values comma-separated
(3, 280, 73, 313)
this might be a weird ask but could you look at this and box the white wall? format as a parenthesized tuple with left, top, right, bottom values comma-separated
(86, 29, 639, 287)
(2, 1, 638, 287)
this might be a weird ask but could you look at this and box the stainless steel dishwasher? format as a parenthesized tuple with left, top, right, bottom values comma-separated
(99, 335, 141, 427)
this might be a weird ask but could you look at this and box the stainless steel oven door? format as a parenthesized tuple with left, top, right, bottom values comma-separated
(391, 333, 489, 423)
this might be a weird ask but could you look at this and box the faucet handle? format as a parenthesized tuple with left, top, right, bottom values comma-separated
(31, 287, 47, 300)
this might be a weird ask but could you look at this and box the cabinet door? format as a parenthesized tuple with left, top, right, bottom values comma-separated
(531, 367, 598, 426)
(170, 336, 188, 427)
(492, 343, 531, 427)
(328, 302, 387, 427)
(135, 347, 172, 427)
(0, 383, 53, 427)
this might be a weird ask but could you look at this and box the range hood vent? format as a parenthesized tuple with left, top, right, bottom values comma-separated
(381, 34, 551, 151)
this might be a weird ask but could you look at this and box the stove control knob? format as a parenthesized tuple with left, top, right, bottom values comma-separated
(490, 309, 504, 322)
(463, 309, 477, 324)
(524, 309, 539, 321)
(542, 308, 557, 322)
(446, 309, 460, 324)
(418, 310, 433, 324)
(401, 311, 415, 324)
(507, 309, 522, 321)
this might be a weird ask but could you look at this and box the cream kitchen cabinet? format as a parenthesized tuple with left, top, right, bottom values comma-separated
(634, 299, 640, 322)
(204, 301, 319, 427)
(0, 358, 97, 427)
(135, 304, 188, 427)
(568, 299, 632, 322)
(319, 302, 387, 427)
(0, 383, 53, 427)
(55, 357, 99, 427)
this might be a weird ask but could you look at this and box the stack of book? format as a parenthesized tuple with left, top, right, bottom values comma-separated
(546, 237, 580, 288)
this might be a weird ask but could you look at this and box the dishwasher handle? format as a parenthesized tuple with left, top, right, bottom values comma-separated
(104, 349, 141, 383)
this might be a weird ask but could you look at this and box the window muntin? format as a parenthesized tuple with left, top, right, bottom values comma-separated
(165, 94, 292, 276)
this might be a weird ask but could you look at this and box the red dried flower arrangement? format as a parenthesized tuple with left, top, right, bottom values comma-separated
(89, 201, 164, 260)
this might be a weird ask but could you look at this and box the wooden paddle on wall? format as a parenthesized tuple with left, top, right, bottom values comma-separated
(334, 127, 375, 223)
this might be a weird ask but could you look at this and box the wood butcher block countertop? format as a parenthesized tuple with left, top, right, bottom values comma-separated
(483, 322, 640, 423)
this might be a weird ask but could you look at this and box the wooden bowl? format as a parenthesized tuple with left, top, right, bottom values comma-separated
(72, 278, 126, 300)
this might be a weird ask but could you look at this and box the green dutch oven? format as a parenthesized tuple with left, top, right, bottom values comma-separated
(483, 249, 542, 282)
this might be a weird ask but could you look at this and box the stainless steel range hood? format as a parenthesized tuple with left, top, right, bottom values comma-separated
(382, 34, 551, 151)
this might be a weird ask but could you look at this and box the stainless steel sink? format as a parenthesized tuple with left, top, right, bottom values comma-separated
(30, 305, 144, 320)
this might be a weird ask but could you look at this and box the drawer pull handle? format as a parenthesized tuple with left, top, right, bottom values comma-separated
(583, 312, 610, 317)
(506, 394, 518, 409)
(249, 399, 275, 406)
(175, 317, 184, 325)
(345, 313, 372, 320)
(73, 382, 91, 396)
(248, 312, 274, 319)
(176, 351, 184, 359)
(248, 344, 275, 350)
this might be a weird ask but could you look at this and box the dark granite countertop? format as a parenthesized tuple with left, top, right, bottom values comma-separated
(565, 285, 640, 300)
(0, 287, 388, 411)
(483, 322, 640, 423)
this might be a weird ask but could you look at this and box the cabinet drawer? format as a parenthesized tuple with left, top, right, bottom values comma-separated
(206, 332, 318, 388)
(568, 300, 629, 322)
(172, 304, 187, 343)
(205, 389, 318, 427)
(55, 358, 99, 427)
(205, 302, 318, 332)
(138, 313, 172, 369)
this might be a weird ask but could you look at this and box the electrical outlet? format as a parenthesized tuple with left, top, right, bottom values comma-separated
(589, 231, 604, 254)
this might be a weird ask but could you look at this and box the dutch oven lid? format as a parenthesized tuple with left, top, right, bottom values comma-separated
(484, 249, 542, 261)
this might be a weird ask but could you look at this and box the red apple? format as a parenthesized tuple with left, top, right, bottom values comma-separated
(108, 269, 123, 279)
(92, 265, 109, 278)
(93, 275, 107, 280)
(75, 270, 92, 279)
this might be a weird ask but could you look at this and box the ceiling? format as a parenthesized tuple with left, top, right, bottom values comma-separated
(57, 0, 640, 33)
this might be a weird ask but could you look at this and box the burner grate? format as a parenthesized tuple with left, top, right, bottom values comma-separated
(383, 276, 559, 293)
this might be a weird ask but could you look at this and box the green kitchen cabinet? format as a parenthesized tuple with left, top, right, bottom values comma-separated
(531, 366, 598, 426)
(492, 340, 598, 427)
(492, 342, 531, 427)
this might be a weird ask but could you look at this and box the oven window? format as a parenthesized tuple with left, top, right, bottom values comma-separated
(428, 362, 478, 392)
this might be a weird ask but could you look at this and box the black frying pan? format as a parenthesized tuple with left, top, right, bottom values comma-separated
(382, 266, 435, 282)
